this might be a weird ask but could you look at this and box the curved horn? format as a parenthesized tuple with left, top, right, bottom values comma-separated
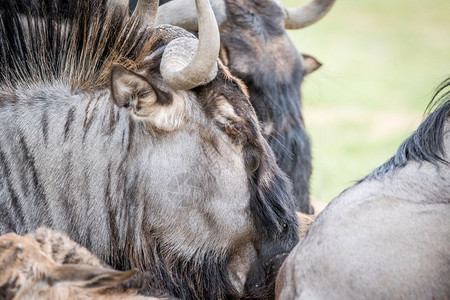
(160, 0, 220, 90)
(131, 0, 160, 25)
(283, 0, 336, 30)
(155, 0, 226, 31)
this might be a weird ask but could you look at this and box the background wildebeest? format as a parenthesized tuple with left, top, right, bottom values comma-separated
(0, 228, 158, 300)
(275, 79, 450, 299)
(153, 0, 336, 213)
(0, 0, 299, 298)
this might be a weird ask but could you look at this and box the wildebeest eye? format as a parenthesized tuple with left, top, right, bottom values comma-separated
(215, 120, 242, 138)
(225, 123, 241, 136)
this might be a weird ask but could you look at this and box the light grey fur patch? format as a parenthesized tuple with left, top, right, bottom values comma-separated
(276, 135, 450, 299)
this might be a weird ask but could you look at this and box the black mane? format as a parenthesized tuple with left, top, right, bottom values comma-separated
(366, 77, 450, 179)
(0, 0, 152, 91)
(243, 59, 312, 214)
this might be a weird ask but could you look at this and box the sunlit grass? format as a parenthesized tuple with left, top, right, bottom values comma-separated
(282, 0, 450, 203)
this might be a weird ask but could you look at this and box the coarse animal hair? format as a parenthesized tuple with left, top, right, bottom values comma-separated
(0, 0, 153, 91)
(0, 1, 300, 299)
(219, 0, 314, 213)
(241, 55, 311, 214)
(0, 228, 168, 300)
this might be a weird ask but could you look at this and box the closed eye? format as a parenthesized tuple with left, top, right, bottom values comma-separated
(215, 120, 242, 138)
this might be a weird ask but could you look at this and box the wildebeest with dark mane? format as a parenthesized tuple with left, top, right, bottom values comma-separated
(276, 79, 450, 299)
(0, 0, 300, 299)
(154, 0, 336, 213)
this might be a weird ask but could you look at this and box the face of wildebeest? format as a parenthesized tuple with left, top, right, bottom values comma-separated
(155, 0, 335, 213)
(0, 0, 299, 298)
(107, 38, 300, 297)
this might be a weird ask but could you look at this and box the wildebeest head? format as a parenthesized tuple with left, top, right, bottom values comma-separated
(154, 0, 335, 213)
(0, 0, 299, 298)
(155, 0, 332, 78)
(107, 18, 300, 300)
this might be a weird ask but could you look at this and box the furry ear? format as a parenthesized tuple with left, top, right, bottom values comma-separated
(110, 64, 184, 131)
(50, 264, 136, 290)
(302, 54, 322, 75)
(110, 64, 157, 108)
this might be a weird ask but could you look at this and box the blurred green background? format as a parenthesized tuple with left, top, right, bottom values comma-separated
(282, 0, 450, 206)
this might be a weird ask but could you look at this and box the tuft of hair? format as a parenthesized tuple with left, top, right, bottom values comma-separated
(366, 77, 450, 179)
(105, 235, 240, 299)
(0, 228, 153, 300)
(0, 0, 154, 92)
(30, 227, 105, 267)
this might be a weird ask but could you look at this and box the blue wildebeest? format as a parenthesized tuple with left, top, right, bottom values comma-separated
(153, 0, 336, 214)
(275, 79, 450, 299)
(0, 0, 300, 299)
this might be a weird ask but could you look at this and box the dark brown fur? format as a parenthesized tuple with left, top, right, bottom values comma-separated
(0, 1, 153, 91)
(218, 0, 314, 213)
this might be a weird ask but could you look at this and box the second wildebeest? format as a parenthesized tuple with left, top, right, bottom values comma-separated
(0, 0, 299, 299)
(154, 0, 336, 213)
(275, 79, 450, 299)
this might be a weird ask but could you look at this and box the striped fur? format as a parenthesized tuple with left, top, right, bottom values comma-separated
(0, 1, 299, 299)
(0, 0, 150, 91)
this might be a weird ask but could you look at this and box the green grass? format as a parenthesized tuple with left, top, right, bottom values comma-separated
(282, 0, 450, 204)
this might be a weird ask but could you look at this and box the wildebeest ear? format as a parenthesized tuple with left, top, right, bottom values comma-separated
(50, 264, 136, 289)
(110, 64, 156, 108)
(110, 64, 182, 131)
(302, 54, 322, 75)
